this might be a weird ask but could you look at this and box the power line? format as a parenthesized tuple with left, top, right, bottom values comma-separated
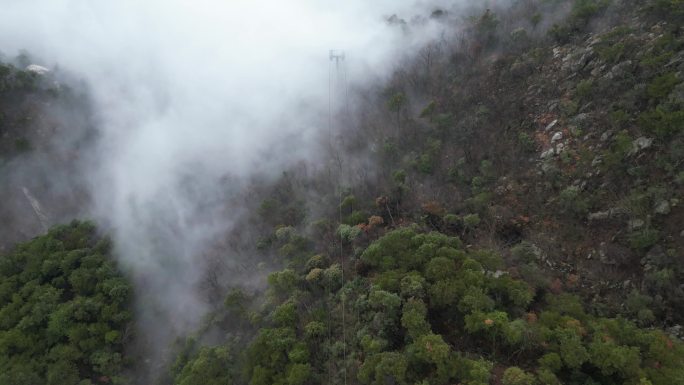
(328, 48, 348, 385)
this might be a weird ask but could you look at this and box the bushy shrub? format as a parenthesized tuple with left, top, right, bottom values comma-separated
(647, 72, 680, 101)
(463, 213, 481, 231)
(639, 106, 684, 139)
(558, 186, 589, 217)
(502, 366, 535, 385)
(575, 79, 594, 100)
(628, 228, 660, 252)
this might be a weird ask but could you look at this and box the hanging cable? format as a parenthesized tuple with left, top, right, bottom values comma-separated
(328, 49, 349, 385)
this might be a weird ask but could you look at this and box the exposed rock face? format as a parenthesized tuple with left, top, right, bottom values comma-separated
(628, 219, 645, 231)
(654, 200, 671, 215)
(25, 64, 49, 75)
(630, 137, 653, 155)
(545, 119, 558, 132)
(588, 207, 628, 222)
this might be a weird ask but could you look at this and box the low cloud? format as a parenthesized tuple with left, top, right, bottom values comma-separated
(0, 0, 479, 366)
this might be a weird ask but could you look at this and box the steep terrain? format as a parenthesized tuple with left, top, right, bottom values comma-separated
(0, 0, 683, 384)
(167, 1, 684, 384)
(0, 59, 95, 250)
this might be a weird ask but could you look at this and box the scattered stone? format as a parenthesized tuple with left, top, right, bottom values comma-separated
(549, 102, 559, 112)
(570, 125, 583, 137)
(628, 219, 645, 231)
(668, 82, 684, 106)
(587, 36, 602, 47)
(545, 119, 559, 132)
(577, 49, 595, 69)
(630, 137, 653, 155)
(579, 102, 593, 113)
(665, 52, 684, 68)
(572, 113, 590, 127)
(555, 143, 565, 154)
(667, 325, 683, 340)
(591, 156, 602, 167)
(540, 160, 557, 173)
(643, 246, 667, 268)
(540, 148, 555, 159)
(654, 200, 671, 215)
(588, 207, 629, 222)
(591, 64, 606, 77)
(551, 131, 563, 142)
(603, 60, 633, 80)
(600, 130, 613, 141)
(589, 211, 610, 221)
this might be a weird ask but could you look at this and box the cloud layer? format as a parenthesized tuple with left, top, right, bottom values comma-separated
(0, 0, 463, 364)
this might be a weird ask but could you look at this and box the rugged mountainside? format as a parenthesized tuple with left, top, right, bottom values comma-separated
(0, 59, 94, 250)
(0, 0, 683, 384)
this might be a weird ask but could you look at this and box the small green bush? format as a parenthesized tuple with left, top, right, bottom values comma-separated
(639, 107, 684, 139)
(502, 366, 535, 385)
(609, 109, 630, 127)
(572, 0, 610, 20)
(558, 186, 589, 217)
(518, 132, 536, 152)
(575, 79, 594, 100)
(628, 228, 660, 251)
(647, 72, 680, 100)
(463, 214, 481, 230)
(603, 130, 632, 168)
(344, 210, 367, 225)
(531, 13, 542, 28)
(596, 42, 626, 63)
(340, 195, 357, 210)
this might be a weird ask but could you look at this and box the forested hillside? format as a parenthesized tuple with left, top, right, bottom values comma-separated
(0, 0, 683, 384)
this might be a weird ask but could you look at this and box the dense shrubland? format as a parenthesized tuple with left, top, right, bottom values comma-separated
(168, 225, 684, 385)
(0, 222, 132, 385)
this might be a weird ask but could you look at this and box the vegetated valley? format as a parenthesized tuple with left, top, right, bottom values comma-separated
(1, 1, 683, 384)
